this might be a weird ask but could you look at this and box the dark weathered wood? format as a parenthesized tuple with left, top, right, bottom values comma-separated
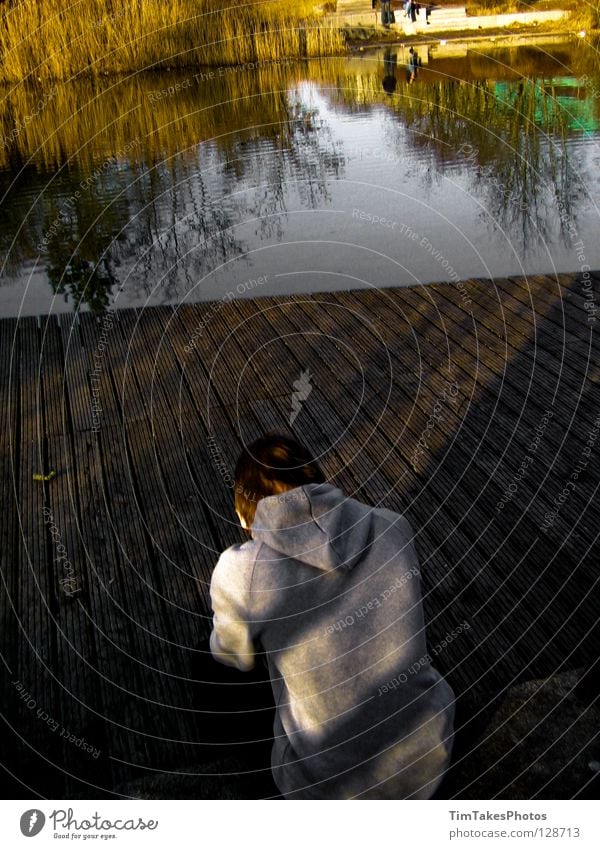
(47, 433, 112, 797)
(15, 316, 65, 794)
(59, 314, 96, 433)
(0, 318, 26, 797)
(102, 310, 149, 425)
(69, 426, 207, 788)
(449, 277, 596, 396)
(78, 312, 122, 429)
(37, 314, 111, 795)
(1, 272, 598, 797)
(341, 286, 593, 540)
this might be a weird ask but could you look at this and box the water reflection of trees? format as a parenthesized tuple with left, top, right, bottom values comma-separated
(0, 64, 346, 310)
(328, 52, 592, 252)
(1, 48, 598, 310)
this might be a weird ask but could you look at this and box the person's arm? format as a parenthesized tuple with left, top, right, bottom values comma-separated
(209, 544, 257, 671)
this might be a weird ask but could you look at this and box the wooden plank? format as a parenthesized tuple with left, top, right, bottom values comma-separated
(338, 282, 600, 556)
(168, 304, 219, 415)
(102, 309, 149, 425)
(504, 273, 600, 385)
(389, 283, 556, 425)
(473, 277, 599, 419)
(347, 285, 595, 538)
(350, 283, 565, 424)
(116, 309, 175, 423)
(158, 313, 248, 552)
(122, 417, 211, 651)
(160, 306, 244, 555)
(396, 311, 600, 567)
(235, 390, 484, 691)
(78, 312, 122, 430)
(483, 272, 594, 359)
(59, 313, 95, 433)
(342, 288, 600, 664)
(453, 276, 596, 384)
(342, 286, 592, 552)
(70, 428, 175, 789)
(38, 315, 68, 438)
(37, 315, 112, 794)
(116, 414, 267, 758)
(194, 299, 291, 407)
(129, 305, 197, 422)
(0, 318, 27, 796)
(45, 433, 111, 796)
(15, 316, 65, 795)
(386, 285, 595, 512)
(541, 269, 600, 298)
(176, 408, 246, 554)
(230, 297, 395, 495)
(0, 318, 19, 439)
(121, 309, 226, 619)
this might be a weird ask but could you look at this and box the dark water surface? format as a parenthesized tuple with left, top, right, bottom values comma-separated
(1, 40, 599, 316)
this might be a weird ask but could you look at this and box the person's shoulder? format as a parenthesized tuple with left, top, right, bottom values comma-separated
(374, 505, 415, 538)
(213, 539, 261, 578)
(210, 540, 265, 603)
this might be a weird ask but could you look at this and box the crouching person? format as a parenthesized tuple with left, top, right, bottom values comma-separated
(209, 433, 455, 799)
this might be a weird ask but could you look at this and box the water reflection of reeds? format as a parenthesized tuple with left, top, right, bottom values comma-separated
(0, 60, 348, 309)
(1, 46, 598, 311)
(0, 64, 306, 171)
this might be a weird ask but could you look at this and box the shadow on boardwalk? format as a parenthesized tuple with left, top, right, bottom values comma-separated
(0, 272, 598, 799)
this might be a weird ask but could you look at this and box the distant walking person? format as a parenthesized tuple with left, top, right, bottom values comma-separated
(209, 433, 456, 799)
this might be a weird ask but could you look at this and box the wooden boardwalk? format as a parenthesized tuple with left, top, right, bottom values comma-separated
(1, 272, 599, 799)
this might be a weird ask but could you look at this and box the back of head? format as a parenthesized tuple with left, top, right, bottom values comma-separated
(234, 432, 326, 529)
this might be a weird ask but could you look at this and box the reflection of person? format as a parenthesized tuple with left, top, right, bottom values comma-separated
(209, 433, 456, 799)
(407, 46, 419, 82)
(382, 47, 398, 95)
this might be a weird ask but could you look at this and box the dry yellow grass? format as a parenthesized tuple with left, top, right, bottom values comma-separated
(0, 0, 345, 82)
(465, 0, 599, 30)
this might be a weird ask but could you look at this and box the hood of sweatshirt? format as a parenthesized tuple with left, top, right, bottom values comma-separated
(251, 483, 374, 573)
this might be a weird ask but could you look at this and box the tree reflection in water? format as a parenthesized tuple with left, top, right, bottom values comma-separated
(0, 44, 598, 312)
(0, 63, 347, 311)
(331, 46, 597, 254)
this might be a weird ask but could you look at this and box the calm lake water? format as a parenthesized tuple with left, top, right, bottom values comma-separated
(1, 40, 599, 316)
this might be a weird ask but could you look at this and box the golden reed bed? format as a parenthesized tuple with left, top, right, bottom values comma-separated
(0, 0, 345, 83)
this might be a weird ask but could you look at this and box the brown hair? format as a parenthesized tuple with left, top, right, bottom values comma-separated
(234, 432, 326, 529)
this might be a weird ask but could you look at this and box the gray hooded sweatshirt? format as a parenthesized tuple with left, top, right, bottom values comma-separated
(209, 483, 455, 799)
